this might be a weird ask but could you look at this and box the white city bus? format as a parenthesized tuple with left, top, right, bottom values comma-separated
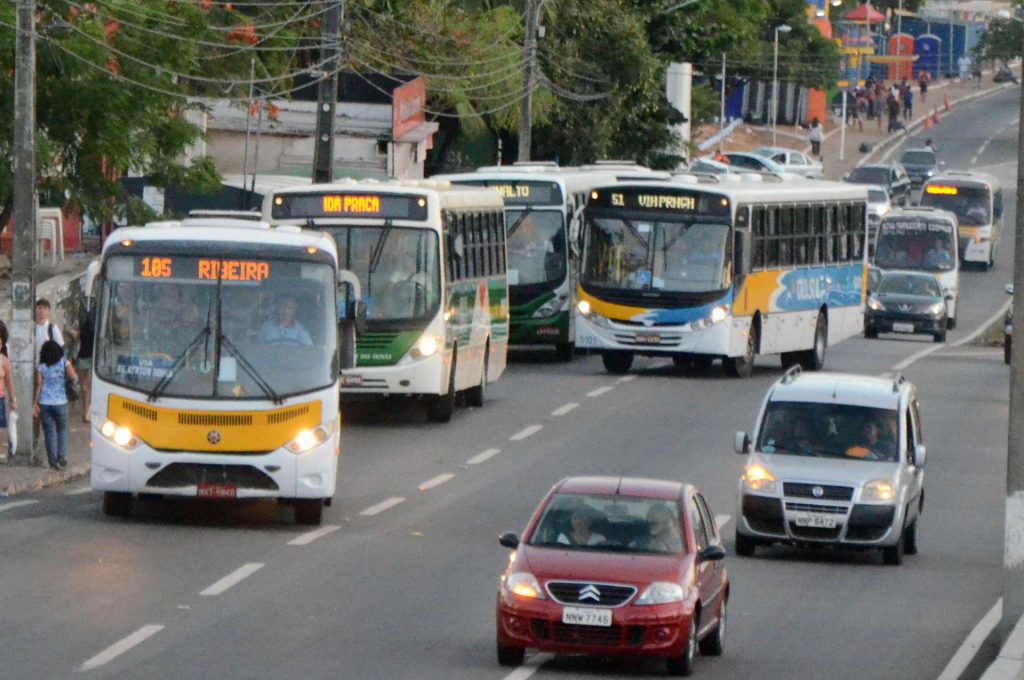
(91, 219, 355, 525)
(920, 171, 1003, 268)
(263, 180, 509, 422)
(576, 174, 869, 377)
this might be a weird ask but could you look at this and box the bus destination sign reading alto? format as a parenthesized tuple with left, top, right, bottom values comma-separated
(589, 188, 730, 216)
(271, 192, 429, 220)
(464, 180, 562, 206)
(135, 256, 272, 282)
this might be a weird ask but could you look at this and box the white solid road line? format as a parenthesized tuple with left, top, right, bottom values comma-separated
(81, 624, 164, 672)
(715, 514, 732, 532)
(467, 448, 501, 465)
(586, 385, 615, 398)
(938, 598, 1002, 680)
(418, 473, 455, 491)
(551, 402, 579, 417)
(501, 652, 555, 680)
(199, 562, 265, 597)
(892, 299, 1011, 372)
(0, 500, 39, 514)
(359, 496, 405, 516)
(510, 425, 543, 442)
(65, 487, 94, 496)
(616, 375, 637, 383)
(288, 524, 341, 546)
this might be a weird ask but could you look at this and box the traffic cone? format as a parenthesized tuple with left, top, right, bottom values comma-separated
(932, 109, 940, 124)
(945, 93, 950, 111)
(924, 115, 932, 130)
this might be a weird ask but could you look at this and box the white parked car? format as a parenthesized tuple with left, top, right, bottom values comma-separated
(752, 147, 825, 178)
(734, 367, 926, 565)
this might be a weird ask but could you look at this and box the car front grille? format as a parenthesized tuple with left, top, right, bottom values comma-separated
(785, 502, 848, 515)
(783, 482, 854, 501)
(145, 463, 279, 491)
(551, 623, 624, 647)
(546, 582, 637, 607)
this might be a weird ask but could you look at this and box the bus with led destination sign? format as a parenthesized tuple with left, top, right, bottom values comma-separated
(435, 167, 644, 360)
(90, 218, 362, 525)
(263, 180, 509, 423)
(576, 176, 869, 377)
(921, 171, 1003, 267)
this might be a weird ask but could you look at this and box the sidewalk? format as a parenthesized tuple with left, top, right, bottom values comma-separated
(1, 412, 91, 497)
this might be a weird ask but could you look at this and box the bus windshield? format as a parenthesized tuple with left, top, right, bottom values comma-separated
(874, 221, 956, 271)
(96, 255, 337, 400)
(920, 186, 991, 225)
(329, 226, 441, 323)
(505, 209, 566, 287)
(582, 217, 729, 293)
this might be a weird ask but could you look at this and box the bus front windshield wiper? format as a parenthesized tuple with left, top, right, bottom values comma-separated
(217, 333, 283, 405)
(507, 206, 534, 236)
(368, 219, 394, 275)
(146, 325, 212, 402)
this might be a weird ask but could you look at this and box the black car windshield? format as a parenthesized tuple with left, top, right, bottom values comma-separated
(847, 167, 890, 184)
(873, 220, 956, 271)
(758, 401, 900, 462)
(505, 209, 567, 287)
(920, 186, 991, 225)
(878, 274, 942, 297)
(528, 493, 685, 555)
(582, 218, 730, 293)
(900, 151, 936, 166)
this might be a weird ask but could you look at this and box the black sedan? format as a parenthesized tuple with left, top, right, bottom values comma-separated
(844, 164, 912, 207)
(898, 148, 943, 188)
(865, 271, 950, 343)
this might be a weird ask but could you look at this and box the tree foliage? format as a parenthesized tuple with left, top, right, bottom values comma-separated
(975, 17, 1024, 64)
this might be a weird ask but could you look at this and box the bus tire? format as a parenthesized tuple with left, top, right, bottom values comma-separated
(724, 323, 757, 378)
(465, 345, 488, 408)
(103, 492, 132, 518)
(426, 354, 457, 423)
(798, 312, 827, 371)
(601, 351, 633, 375)
(555, 342, 574, 362)
(295, 499, 323, 525)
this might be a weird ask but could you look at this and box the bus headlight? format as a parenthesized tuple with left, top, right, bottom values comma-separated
(533, 293, 568, 319)
(577, 299, 592, 316)
(287, 426, 328, 454)
(709, 305, 728, 324)
(100, 420, 137, 449)
(411, 334, 441, 359)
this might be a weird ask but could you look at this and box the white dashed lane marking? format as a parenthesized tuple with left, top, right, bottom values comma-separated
(551, 403, 579, 417)
(466, 448, 501, 465)
(418, 473, 455, 491)
(359, 496, 405, 516)
(616, 375, 637, 383)
(200, 562, 264, 597)
(65, 487, 93, 496)
(0, 500, 39, 514)
(586, 385, 615, 398)
(500, 652, 555, 680)
(288, 525, 341, 546)
(80, 624, 164, 672)
(510, 425, 543, 442)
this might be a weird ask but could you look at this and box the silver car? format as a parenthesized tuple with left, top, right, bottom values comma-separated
(734, 368, 926, 565)
(866, 185, 892, 246)
(752, 147, 825, 178)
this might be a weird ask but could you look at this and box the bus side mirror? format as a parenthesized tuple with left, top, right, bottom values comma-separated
(84, 260, 101, 301)
(734, 231, 751, 277)
(346, 300, 367, 335)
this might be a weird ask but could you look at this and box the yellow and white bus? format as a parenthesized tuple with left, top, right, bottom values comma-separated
(575, 174, 869, 377)
(263, 180, 509, 422)
(91, 219, 355, 524)
(920, 171, 1003, 268)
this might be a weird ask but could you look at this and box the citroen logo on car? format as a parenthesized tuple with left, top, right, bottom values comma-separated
(207, 430, 222, 445)
(578, 584, 601, 602)
(812, 485, 824, 498)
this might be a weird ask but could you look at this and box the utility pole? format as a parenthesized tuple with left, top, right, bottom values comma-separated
(518, 0, 541, 162)
(12, 0, 37, 462)
(313, 0, 343, 183)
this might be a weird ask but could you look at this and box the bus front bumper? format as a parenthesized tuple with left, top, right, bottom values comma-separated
(574, 313, 735, 356)
(340, 352, 447, 398)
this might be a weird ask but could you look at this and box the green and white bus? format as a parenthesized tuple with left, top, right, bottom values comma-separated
(263, 180, 509, 422)
(436, 165, 650, 360)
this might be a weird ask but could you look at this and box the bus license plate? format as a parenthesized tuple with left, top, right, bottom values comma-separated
(197, 484, 237, 499)
(342, 374, 363, 386)
(634, 333, 661, 345)
(794, 513, 836, 529)
(562, 606, 613, 627)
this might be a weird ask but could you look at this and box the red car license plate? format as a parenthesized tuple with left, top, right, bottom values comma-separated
(197, 483, 237, 499)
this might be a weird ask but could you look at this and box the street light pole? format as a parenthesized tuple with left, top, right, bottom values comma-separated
(772, 24, 791, 148)
(518, 0, 548, 162)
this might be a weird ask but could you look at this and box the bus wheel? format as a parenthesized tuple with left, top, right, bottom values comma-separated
(724, 325, 757, 378)
(295, 499, 323, 525)
(465, 348, 488, 408)
(798, 312, 827, 371)
(103, 492, 132, 518)
(426, 356, 457, 423)
(555, 342, 574, 362)
(601, 351, 633, 375)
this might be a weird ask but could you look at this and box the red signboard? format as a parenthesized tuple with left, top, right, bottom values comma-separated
(392, 77, 426, 141)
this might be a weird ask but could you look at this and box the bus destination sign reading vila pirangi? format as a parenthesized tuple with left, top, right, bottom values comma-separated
(588, 187, 730, 217)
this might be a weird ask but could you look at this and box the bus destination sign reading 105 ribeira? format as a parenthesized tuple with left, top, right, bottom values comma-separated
(589, 188, 730, 216)
(135, 256, 272, 282)
(271, 192, 429, 220)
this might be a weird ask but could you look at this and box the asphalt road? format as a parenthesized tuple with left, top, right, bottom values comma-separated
(1, 88, 1020, 680)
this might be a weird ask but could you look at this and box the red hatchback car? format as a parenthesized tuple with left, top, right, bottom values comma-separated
(496, 477, 729, 676)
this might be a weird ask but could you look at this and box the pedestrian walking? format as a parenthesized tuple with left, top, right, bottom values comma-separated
(887, 93, 901, 133)
(918, 70, 930, 103)
(902, 85, 913, 121)
(808, 117, 823, 158)
(973, 62, 983, 88)
(33, 340, 77, 471)
(875, 83, 886, 130)
(33, 298, 64, 459)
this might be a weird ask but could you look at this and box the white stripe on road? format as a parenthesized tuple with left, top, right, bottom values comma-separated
(970, 155, 979, 165)
(0, 500, 39, 514)
(359, 496, 405, 516)
(981, 609, 1024, 680)
(715, 514, 732, 532)
(892, 299, 1011, 372)
(551, 403, 579, 417)
(616, 375, 637, 383)
(937, 598, 1002, 680)
(510, 425, 543, 442)
(466, 448, 501, 465)
(418, 473, 455, 491)
(287, 524, 341, 546)
(65, 487, 94, 496)
(586, 385, 615, 398)
(501, 652, 554, 680)
(199, 562, 264, 597)
(81, 624, 164, 672)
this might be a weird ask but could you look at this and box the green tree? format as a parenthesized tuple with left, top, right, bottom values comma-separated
(975, 17, 1024, 64)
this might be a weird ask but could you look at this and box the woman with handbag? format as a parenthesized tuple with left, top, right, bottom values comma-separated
(33, 339, 78, 470)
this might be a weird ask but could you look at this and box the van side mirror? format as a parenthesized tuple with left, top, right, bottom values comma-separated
(734, 431, 750, 455)
(499, 532, 520, 549)
(734, 231, 752, 277)
(1006, 284, 1015, 296)
(913, 444, 927, 468)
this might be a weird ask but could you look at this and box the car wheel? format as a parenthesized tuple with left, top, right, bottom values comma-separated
(904, 521, 919, 555)
(735, 529, 756, 557)
(724, 323, 757, 378)
(666, 614, 698, 676)
(798, 312, 827, 371)
(698, 599, 726, 656)
(555, 341, 574, 362)
(882, 532, 904, 566)
(426, 352, 457, 423)
(947, 317, 956, 330)
(602, 351, 634, 375)
(294, 499, 324, 526)
(864, 327, 878, 339)
(103, 492, 132, 518)
(465, 345, 488, 408)
(933, 330, 946, 343)
(496, 642, 525, 667)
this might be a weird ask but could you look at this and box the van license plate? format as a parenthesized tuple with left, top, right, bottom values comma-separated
(794, 513, 836, 529)
(197, 484, 236, 499)
(562, 606, 613, 627)
(892, 323, 915, 333)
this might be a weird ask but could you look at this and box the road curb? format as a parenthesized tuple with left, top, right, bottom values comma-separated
(0, 463, 89, 497)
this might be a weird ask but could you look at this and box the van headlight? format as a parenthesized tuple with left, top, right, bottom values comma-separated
(636, 582, 684, 605)
(287, 426, 329, 454)
(99, 420, 138, 449)
(862, 479, 895, 501)
(410, 334, 441, 359)
(867, 297, 884, 311)
(743, 464, 776, 493)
